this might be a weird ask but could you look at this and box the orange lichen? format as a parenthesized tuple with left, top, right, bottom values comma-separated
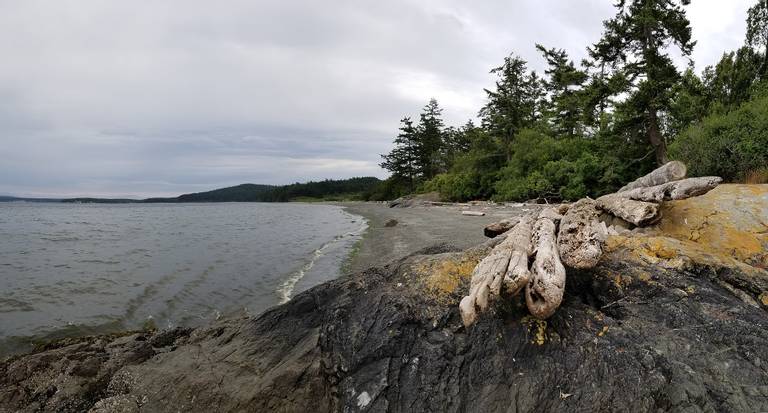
(760, 292, 768, 307)
(653, 184, 767, 264)
(414, 253, 479, 301)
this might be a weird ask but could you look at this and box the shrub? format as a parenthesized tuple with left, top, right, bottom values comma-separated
(669, 90, 768, 181)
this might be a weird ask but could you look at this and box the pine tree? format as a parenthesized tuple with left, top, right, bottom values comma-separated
(415, 99, 447, 179)
(380, 117, 419, 192)
(536, 44, 588, 138)
(590, 0, 695, 165)
(746, 0, 768, 78)
(479, 54, 544, 160)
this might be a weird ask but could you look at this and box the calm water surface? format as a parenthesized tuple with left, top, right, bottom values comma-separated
(0, 202, 365, 356)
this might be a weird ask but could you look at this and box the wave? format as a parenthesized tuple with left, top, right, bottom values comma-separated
(276, 216, 368, 304)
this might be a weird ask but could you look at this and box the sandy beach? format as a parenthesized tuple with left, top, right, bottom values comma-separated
(341, 202, 540, 273)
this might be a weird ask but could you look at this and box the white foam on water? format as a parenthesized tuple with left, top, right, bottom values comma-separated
(276, 212, 367, 304)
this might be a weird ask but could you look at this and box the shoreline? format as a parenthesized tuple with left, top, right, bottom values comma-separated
(338, 201, 537, 274)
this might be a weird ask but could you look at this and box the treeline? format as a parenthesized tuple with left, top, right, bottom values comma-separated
(156, 177, 381, 202)
(63, 177, 381, 203)
(376, 0, 768, 202)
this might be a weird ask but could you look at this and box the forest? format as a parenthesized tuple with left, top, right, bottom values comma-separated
(374, 0, 768, 202)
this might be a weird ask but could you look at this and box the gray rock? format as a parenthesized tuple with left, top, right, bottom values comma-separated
(1, 242, 767, 412)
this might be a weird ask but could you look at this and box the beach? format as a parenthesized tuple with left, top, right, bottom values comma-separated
(341, 202, 538, 273)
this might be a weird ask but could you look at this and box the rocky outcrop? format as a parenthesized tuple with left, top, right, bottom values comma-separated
(1, 185, 767, 412)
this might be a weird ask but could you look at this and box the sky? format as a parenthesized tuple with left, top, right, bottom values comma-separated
(0, 0, 755, 198)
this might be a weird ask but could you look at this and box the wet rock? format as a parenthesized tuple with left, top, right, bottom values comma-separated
(1, 185, 766, 412)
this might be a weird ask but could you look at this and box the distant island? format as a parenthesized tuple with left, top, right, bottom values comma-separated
(0, 177, 381, 204)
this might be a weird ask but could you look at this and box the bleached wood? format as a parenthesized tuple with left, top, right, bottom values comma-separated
(502, 217, 534, 296)
(525, 213, 567, 320)
(618, 161, 687, 192)
(612, 176, 722, 203)
(557, 199, 604, 269)
(596, 195, 660, 226)
(462, 211, 486, 216)
(484, 217, 520, 238)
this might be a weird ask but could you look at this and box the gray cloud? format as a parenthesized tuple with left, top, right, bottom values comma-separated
(0, 0, 754, 197)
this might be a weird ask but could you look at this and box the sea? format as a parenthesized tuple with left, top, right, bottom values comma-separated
(0, 202, 367, 357)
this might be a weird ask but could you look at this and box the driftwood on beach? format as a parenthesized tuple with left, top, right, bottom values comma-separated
(460, 161, 722, 325)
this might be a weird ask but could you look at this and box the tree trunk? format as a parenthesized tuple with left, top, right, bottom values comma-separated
(525, 209, 566, 320)
(484, 217, 520, 238)
(596, 195, 660, 226)
(557, 199, 604, 269)
(502, 217, 534, 296)
(614, 177, 722, 203)
(618, 161, 687, 193)
(647, 110, 668, 166)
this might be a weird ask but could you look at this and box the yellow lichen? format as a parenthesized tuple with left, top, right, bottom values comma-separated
(412, 253, 480, 302)
(598, 326, 609, 337)
(760, 292, 768, 307)
(521, 316, 547, 345)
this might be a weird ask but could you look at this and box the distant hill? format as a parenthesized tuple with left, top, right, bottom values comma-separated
(54, 177, 382, 203)
(174, 184, 276, 202)
(0, 196, 61, 203)
(171, 178, 381, 202)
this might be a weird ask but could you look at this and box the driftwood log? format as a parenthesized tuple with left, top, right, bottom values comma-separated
(557, 199, 603, 269)
(617, 160, 687, 192)
(460, 161, 722, 325)
(484, 217, 519, 238)
(525, 209, 566, 320)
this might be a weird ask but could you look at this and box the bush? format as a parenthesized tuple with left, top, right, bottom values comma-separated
(670, 89, 768, 182)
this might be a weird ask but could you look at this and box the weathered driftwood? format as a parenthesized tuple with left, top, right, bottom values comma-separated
(460, 217, 536, 326)
(484, 217, 519, 238)
(460, 161, 723, 324)
(459, 236, 514, 326)
(502, 217, 534, 296)
(613, 176, 722, 203)
(618, 161, 687, 193)
(525, 209, 566, 320)
(557, 199, 603, 269)
(462, 210, 486, 216)
(596, 195, 660, 226)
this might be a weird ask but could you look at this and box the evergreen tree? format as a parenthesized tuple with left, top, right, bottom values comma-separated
(380, 117, 419, 192)
(479, 55, 544, 160)
(415, 98, 447, 179)
(590, 0, 695, 165)
(746, 0, 768, 77)
(702, 47, 762, 109)
(536, 44, 588, 138)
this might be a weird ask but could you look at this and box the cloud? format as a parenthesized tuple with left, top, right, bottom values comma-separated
(0, 0, 755, 197)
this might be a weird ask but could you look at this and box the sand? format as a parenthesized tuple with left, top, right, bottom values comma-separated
(340, 202, 540, 273)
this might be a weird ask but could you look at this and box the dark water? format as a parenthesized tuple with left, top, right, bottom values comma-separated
(0, 202, 366, 357)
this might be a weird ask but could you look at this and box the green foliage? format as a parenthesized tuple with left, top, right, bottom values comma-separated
(172, 178, 380, 202)
(379, 1, 766, 203)
(590, 0, 695, 164)
(669, 86, 768, 181)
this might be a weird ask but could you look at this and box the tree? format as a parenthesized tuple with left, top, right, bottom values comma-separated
(415, 99, 447, 179)
(746, 0, 768, 78)
(702, 47, 762, 109)
(380, 117, 419, 192)
(479, 54, 544, 160)
(536, 44, 588, 138)
(590, 0, 695, 165)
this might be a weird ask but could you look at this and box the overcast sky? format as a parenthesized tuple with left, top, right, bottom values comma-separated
(0, 0, 755, 198)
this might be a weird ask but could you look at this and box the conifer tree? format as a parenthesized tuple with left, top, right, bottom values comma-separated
(479, 54, 544, 160)
(415, 98, 447, 179)
(380, 117, 419, 192)
(590, 0, 695, 165)
(536, 44, 588, 138)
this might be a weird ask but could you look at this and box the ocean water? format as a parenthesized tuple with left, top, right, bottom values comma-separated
(0, 202, 366, 357)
